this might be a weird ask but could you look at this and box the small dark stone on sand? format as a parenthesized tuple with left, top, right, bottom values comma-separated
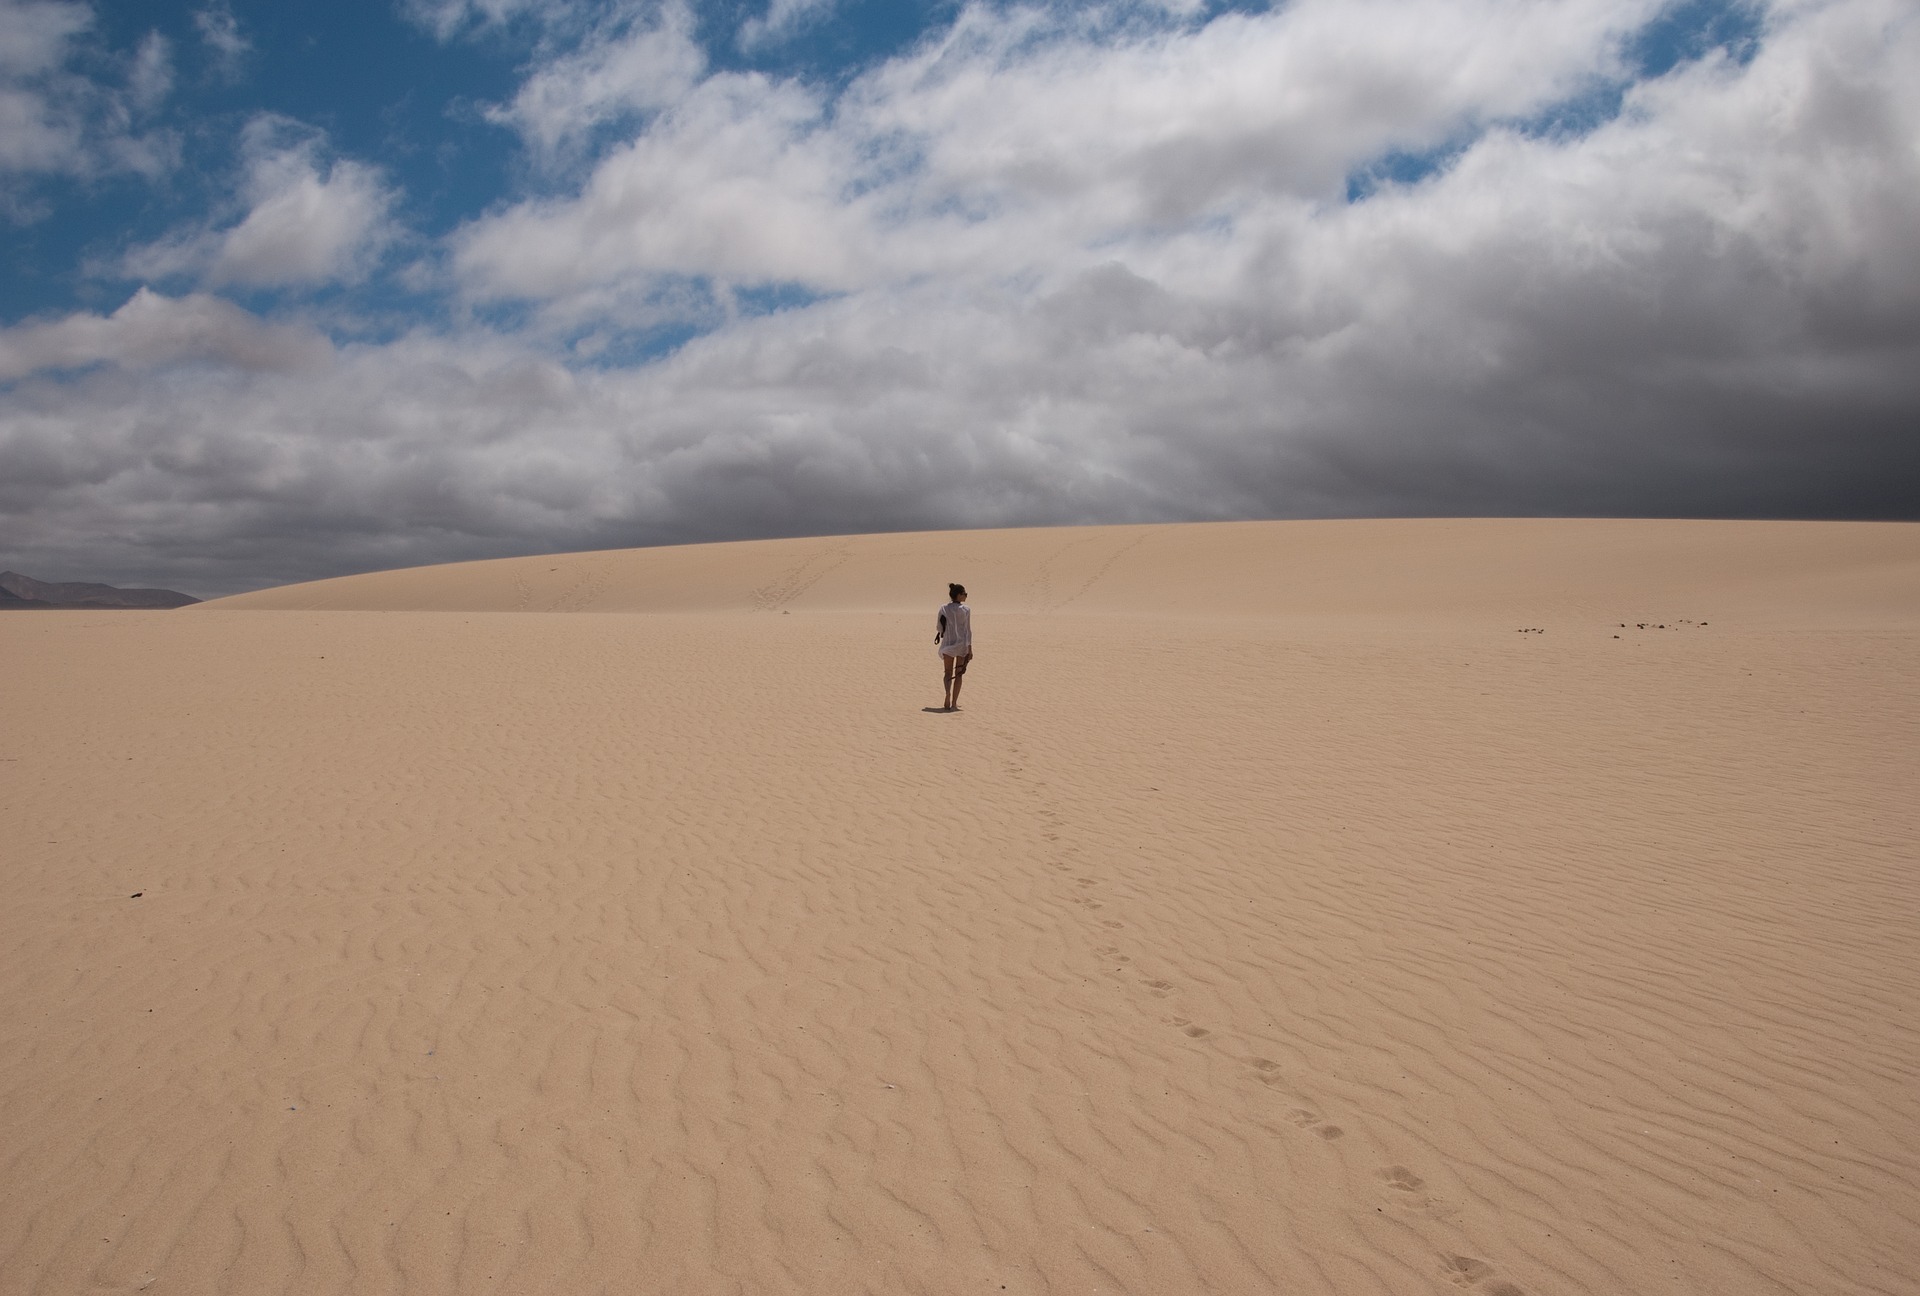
(130, 892, 142, 898)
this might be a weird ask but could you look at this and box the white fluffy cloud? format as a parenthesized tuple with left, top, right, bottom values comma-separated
(3, 0, 1918, 595)
(736, 0, 840, 52)
(0, 0, 91, 164)
(125, 116, 396, 287)
(456, 72, 863, 299)
(0, 0, 174, 194)
(454, 0, 1679, 308)
(484, 1, 706, 160)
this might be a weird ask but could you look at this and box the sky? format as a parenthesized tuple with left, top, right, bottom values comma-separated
(1, 0, 1916, 596)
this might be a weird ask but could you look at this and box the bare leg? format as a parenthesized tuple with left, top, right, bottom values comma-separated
(942, 655, 956, 710)
(949, 653, 969, 710)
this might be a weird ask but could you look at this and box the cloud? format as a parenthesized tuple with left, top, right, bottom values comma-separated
(125, 30, 171, 112)
(483, 1, 705, 161)
(400, 0, 604, 42)
(0, 321, 606, 594)
(736, 0, 840, 53)
(192, 3, 249, 76)
(0, 0, 91, 177)
(0, 0, 89, 79)
(0, 0, 176, 191)
(454, 0, 1676, 309)
(400, 0, 527, 41)
(455, 72, 862, 302)
(4, 0, 1918, 596)
(0, 286, 331, 380)
(125, 116, 397, 287)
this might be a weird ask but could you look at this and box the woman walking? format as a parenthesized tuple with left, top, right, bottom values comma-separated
(935, 583, 973, 711)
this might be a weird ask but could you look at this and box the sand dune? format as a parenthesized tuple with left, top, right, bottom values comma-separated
(212, 518, 1920, 624)
(3, 520, 1917, 1295)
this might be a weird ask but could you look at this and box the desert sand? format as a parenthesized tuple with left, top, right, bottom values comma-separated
(3, 518, 1917, 1296)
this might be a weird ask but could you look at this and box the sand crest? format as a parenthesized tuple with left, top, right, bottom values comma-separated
(3, 519, 1917, 1295)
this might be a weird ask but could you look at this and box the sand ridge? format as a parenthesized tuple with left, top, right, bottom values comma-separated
(3, 519, 1918, 1295)
(206, 518, 1920, 624)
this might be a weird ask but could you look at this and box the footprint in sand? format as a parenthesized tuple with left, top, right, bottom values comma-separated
(1101, 920, 1124, 929)
(1441, 1254, 1525, 1295)
(1286, 1107, 1345, 1140)
(1143, 979, 1175, 996)
(1443, 1255, 1494, 1286)
(1166, 1016, 1211, 1038)
(1377, 1165, 1460, 1220)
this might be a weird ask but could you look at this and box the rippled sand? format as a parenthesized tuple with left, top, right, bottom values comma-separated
(3, 519, 1917, 1295)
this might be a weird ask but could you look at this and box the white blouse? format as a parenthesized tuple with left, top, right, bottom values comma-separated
(936, 601, 972, 656)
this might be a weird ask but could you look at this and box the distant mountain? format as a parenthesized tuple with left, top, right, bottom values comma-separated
(0, 571, 200, 609)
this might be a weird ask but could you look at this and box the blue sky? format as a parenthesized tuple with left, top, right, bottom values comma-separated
(5, 0, 949, 317)
(2, 0, 1916, 594)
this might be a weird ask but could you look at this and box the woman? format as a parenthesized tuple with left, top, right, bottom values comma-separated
(934, 583, 973, 711)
